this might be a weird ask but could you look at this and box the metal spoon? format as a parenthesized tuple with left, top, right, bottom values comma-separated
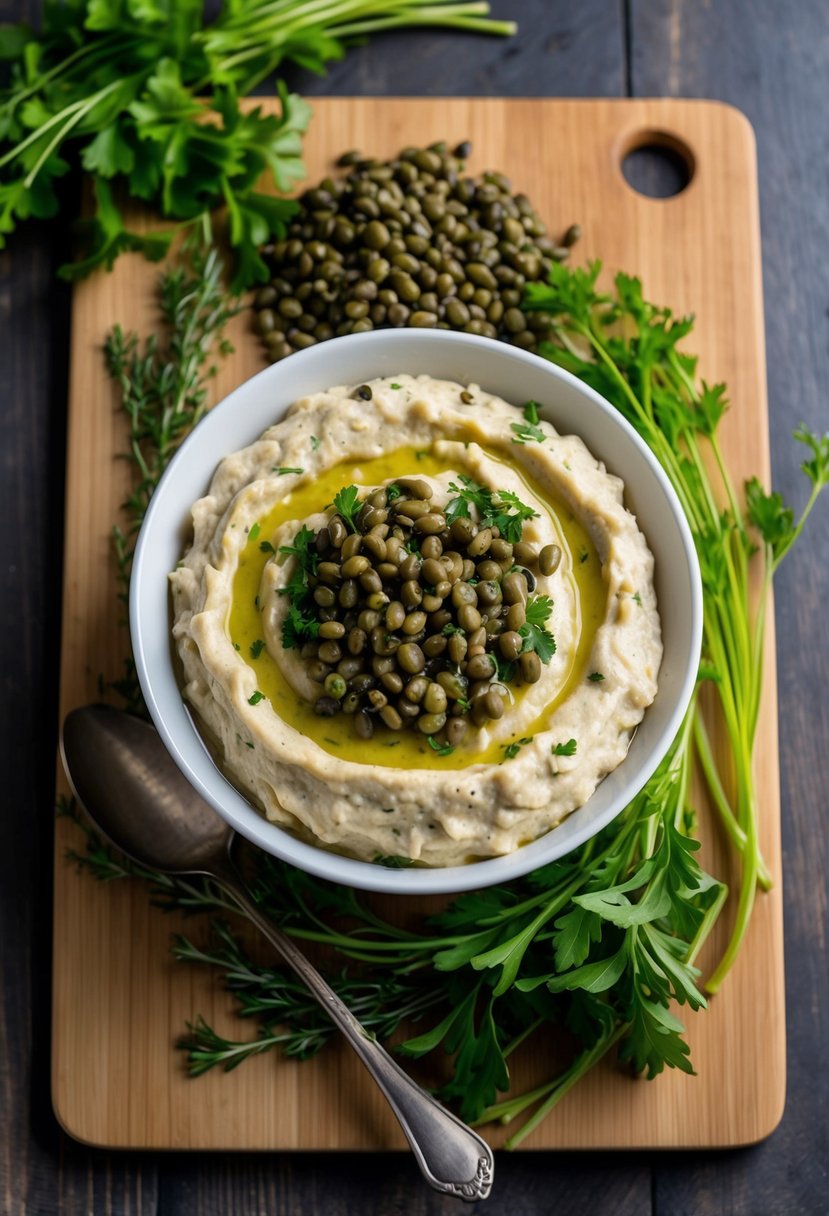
(60, 703, 494, 1202)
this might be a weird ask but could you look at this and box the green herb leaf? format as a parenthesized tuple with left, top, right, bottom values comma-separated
(250, 639, 265, 659)
(247, 691, 264, 706)
(427, 736, 455, 757)
(588, 671, 605, 682)
(552, 738, 577, 757)
(522, 400, 541, 424)
(519, 594, 556, 664)
(273, 466, 304, 475)
(503, 736, 533, 760)
(510, 421, 546, 445)
(333, 485, 361, 532)
(445, 475, 538, 544)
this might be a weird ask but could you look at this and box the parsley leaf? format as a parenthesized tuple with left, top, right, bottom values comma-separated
(522, 400, 541, 424)
(249, 639, 265, 659)
(333, 485, 361, 532)
(248, 522, 260, 542)
(273, 466, 304, 475)
(510, 421, 546, 445)
(247, 691, 265, 706)
(277, 524, 320, 650)
(310, 435, 321, 451)
(588, 671, 605, 682)
(445, 475, 538, 544)
(519, 594, 556, 664)
(503, 736, 533, 760)
(553, 738, 577, 756)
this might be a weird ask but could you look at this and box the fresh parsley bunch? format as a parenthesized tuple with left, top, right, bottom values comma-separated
(0, 0, 513, 288)
(525, 261, 829, 990)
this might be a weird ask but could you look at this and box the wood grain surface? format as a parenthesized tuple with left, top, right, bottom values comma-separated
(51, 96, 785, 1153)
(4, 2, 829, 1213)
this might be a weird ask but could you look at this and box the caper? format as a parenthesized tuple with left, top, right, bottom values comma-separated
(520, 651, 542, 683)
(499, 631, 523, 661)
(467, 528, 493, 557)
(402, 610, 427, 635)
(342, 555, 370, 578)
(381, 671, 404, 694)
(319, 620, 346, 639)
(540, 544, 562, 575)
(467, 653, 496, 680)
(420, 535, 443, 559)
(417, 711, 447, 735)
(354, 710, 374, 739)
(458, 603, 482, 633)
(477, 559, 502, 581)
(423, 635, 447, 658)
(437, 670, 468, 700)
(313, 586, 336, 608)
(317, 561, 342, 583)
(447, 632, 468, 664)
(314, 695, 340, 716)
(324, 673, 347, 699)
(447, 717, 468, 746)
(398, 642, 426, 673)
(502, 571, 529, 604)
(506, 602, 526, 632)
(424, 683, 448, 714)
(513, 540, 538, 566)
(318, 641, 342, 664)
(483, 690, 505, 720)
(399, 554, 421, 581)
(380, 705, 403, 730)
(405, 676, 429, 703)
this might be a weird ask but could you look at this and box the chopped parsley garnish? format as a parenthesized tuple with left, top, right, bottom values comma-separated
(259, 540, 275, 554)
(578, 546, 589, 563)
(588, 671, 605, 682)
(444, 474, 538, 544)
(390, 382, 402, 390)
(247, 691, 265, 706)
(427, 736, 455, 757)
(277, 524, 321, 649)
(387, 484, 402, 502)
(333, 484, 361, 532)
(519, 595, 557, 664)
(248, 522, 260, 542)
(232, 642, 240, 651)
(310, 435, 321, 451)
(503, 736, 533, 759)
(442, 622, 464, 636)
(522, 400, 541, 424)
(273, 466, 304, 475)
(632, 591, 643, 605)
(250, 639, 265, 659)
(510, 421, 546, 445)
(553, 738, 578, 757)
(415, 450, 429, 461)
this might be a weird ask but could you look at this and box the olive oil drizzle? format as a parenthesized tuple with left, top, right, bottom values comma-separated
(228, 444, 606, 770)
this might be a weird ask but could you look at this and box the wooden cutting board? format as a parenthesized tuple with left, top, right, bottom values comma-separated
(52, 98, 785, 1151)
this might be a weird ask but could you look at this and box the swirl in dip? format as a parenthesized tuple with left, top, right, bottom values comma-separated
(171, 374, 662, 866)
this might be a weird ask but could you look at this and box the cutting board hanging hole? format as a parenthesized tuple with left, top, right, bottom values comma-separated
(620, 129, 695, 198)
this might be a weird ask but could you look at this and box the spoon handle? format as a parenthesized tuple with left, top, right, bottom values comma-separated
(218, 873, 494, 1201)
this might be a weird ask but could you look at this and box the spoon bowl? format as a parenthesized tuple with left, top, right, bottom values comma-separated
(61, 703, 231, 874)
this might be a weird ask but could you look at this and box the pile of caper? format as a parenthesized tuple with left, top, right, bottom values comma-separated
(253, 139, 579, 361)
(295, 468, 561, 748)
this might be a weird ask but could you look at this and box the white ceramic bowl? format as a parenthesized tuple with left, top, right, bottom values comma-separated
(131, 329, 701, 895)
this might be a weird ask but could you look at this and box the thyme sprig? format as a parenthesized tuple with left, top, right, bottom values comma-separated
(105, 231, 238, 711)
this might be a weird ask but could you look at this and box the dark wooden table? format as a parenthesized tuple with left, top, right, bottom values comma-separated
(2, 2, 827, 1212)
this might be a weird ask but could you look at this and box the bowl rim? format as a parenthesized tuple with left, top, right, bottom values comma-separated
(130, 328, 702, 894)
